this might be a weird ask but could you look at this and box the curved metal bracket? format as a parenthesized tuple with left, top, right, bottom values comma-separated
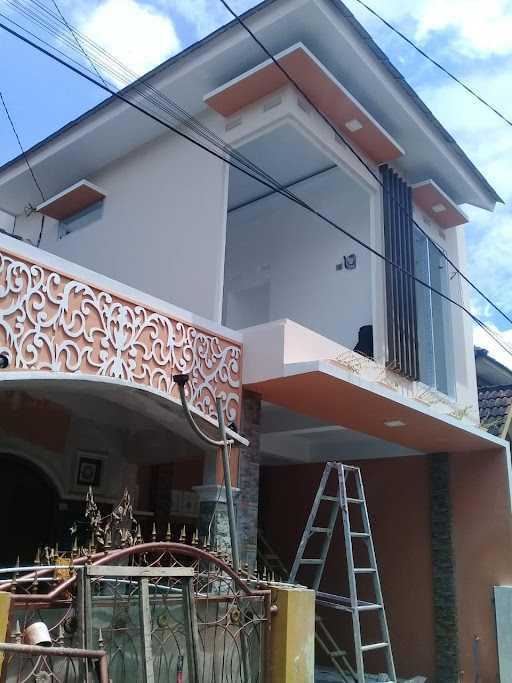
(173, 374, 244, 571)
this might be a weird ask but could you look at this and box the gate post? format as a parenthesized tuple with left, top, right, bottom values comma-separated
(0, 591, 11, 673)
(270, 585, 315, 682)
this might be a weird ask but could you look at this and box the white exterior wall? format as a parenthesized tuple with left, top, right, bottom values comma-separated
(224, 169, 372, 349)
(12, 127, 229, 322)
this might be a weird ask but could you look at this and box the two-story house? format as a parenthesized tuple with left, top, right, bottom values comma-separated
(0, 0, 511, 680)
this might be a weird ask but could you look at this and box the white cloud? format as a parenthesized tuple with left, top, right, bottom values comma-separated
(412, 70, 512, 326)
(165, 0, 257, 38)
(474, 325, 512, 371)
(414, 0, 512, 57)
(75, 0, 181, 82)
(346, 0, 512, 57)
(416, 69, 512, 201)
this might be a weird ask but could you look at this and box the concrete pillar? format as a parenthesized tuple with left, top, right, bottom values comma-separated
(237, 391, 262, 572)
(269, 585, 315, 683)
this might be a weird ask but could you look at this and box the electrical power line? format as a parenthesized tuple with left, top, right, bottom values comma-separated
(1, 15, 512, 365)
(217, 0, 512, 329)
(0, 88, 44, 202)
(48, 0, 108, 87)
(2, 0, 299, 205)
(350, 0, 512, 130)
(7, 0, 512, 332)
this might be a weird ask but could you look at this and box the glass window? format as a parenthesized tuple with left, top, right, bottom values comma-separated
(414, 228, 455, 395)
(59, 200, 103, 237)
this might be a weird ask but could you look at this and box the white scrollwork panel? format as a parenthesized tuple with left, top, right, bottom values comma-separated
(0, 251, 241, 423)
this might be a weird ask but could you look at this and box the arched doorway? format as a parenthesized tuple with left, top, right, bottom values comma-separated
(0, 454, 58, 566)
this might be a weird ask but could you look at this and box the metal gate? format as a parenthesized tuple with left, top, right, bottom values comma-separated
(2, 543, 271, 683)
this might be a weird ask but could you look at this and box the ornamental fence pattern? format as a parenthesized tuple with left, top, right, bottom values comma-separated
(0, 247, 241, 423)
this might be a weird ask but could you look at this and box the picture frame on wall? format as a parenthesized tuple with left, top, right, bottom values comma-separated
(76, 454, 103, 487)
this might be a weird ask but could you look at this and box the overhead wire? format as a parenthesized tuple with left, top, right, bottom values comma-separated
(0, 87, 44, 202)
(48, 0, 108, 87)
(349, 0, 512, 130)
(1, 9, 512, 363)
(3, 0, 299, 201)
(10, 0, 512, 330)
(217, 0, 512, 329)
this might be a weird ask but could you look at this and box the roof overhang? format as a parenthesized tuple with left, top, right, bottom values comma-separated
(412, 180, 468, 229)
(247, 359, 507, 454)
(37, 179, 106, 220)
(0, 0, 501, 215)
(205, 43, 404, 164)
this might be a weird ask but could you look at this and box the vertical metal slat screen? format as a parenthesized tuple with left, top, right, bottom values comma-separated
(381, 165, 419, 381)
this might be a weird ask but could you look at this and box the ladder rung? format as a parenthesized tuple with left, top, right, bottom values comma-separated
(354, 567, 376, 573)
(321, 495, 338, 502)
(350, 532, 370, 538)
(311, 527, 329, 534)
(346, 497, 364, 504)
(361, 642, 389, 653)
(329, 650, 347, 657)
(357, 603, 382, 612)
(300, 559, 323, 565)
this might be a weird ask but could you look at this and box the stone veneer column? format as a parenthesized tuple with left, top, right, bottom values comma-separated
(194, 482, 239, 552)
(431, 453, 460, 682)
(237, 391, 262, 573)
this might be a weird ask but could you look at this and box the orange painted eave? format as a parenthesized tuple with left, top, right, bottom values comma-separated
(412, 181, 468, 229)
(247, 370, 502, 454)
(37, 182, 105, 220)
(205, 44, 404, 165)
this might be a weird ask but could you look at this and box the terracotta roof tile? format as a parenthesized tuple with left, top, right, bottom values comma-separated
(478, 384, 512, 437)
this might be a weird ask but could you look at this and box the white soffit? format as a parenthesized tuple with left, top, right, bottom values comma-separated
(0, 0, 499, 213)
(204, 43, 404, 165)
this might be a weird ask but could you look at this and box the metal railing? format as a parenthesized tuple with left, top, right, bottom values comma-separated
(0, 642, 109, 683)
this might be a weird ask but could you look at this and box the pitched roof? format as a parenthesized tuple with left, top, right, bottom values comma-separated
(478, 384, 512, 438)
(0, 0, 502, 205)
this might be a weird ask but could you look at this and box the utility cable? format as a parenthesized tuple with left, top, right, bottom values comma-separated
(48, 0, 108, 88)
(217, 0, 512, 328)
(0, 88, 44, 202)
(1, 17, 511, 364)
(350, 0, 512, 130)
(4, 0, 300, 206)
(11, 0, 512, 330)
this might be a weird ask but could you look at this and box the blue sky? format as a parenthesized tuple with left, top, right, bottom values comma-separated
(0, 0, 511, 365)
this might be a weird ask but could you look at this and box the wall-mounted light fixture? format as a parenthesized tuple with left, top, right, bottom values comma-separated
(345, 118, 363, 132)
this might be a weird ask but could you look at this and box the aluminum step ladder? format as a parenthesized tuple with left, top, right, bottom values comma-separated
(289, 462, 396, 683)
(257, 529, 288, 582)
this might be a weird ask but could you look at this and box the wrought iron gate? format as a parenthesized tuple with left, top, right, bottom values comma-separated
(2, 544, 271, 683)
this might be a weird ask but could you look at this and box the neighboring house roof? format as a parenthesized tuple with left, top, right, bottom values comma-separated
(0, 0, 502, 209)
(478, 384, 512, 438)
(475, 347, 512, 387)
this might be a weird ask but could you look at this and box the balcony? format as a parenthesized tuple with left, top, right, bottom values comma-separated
(0, 234, 242, 426)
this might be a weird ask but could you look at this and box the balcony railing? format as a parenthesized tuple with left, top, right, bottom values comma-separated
(0, 238, 242, 423)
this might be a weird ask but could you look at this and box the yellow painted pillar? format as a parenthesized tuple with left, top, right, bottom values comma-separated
(270, 585, 315, 682)
(0, 591, 12, 673)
